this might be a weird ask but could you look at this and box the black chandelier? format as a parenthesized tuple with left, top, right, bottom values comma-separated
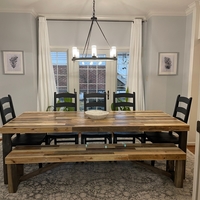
(72, 0, 117, 62)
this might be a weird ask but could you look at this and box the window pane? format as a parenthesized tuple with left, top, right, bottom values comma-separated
(89, 70, 96, 83)
(79, 69, 87, 83)
(98, 83, 105, 92)
(51, 51, 68, 93)
(117, 53, 129, 93)
(98, 69, 105, 83)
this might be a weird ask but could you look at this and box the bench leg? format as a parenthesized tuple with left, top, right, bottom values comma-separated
(174, 160, 184, 188)
(7, 164, 22, 193)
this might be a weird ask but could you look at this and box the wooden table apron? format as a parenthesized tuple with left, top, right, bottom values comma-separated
(0, 111, 189, 184)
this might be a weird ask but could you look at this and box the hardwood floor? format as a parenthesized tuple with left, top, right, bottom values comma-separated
(187, 145, 195, 154)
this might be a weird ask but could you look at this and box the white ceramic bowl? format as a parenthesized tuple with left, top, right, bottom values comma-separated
(85, 110, 109, 120)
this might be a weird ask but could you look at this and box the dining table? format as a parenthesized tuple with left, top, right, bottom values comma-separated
(0, 110, 189, 184)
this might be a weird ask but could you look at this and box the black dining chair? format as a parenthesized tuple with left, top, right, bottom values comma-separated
(0, 94, 47, 177)
(0, 94, 47, 147)
(81, 92, 112, 144)
(112, 92, 145, 143)
(197, 121, 200, 135)
(145, 94, 192, 144)
(144, 94, 192, 166)
(0, 94, 47, 172)
(46, 92, 79, 145)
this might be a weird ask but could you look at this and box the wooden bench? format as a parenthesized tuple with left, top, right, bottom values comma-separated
(5, 143, 186, 193)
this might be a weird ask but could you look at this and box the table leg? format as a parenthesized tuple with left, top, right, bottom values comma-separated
(174, 160, 184, 188)
(166, 131, 187, 174)
(2, 134, 12, 184)
(178, 131, 187, 179)
(7, 164, 21, 193)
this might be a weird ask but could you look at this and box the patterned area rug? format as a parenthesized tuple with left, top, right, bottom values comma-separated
(0, 142, 194, 200)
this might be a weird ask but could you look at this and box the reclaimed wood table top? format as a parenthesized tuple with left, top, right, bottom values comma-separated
(0, 110, 189, 134)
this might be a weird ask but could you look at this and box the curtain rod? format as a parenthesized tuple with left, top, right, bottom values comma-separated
(45, 18, 146, 23)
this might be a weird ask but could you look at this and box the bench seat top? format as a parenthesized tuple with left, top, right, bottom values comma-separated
(5, 143, 186, 164)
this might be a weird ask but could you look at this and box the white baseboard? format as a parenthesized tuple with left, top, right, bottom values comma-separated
(187, 142, 195, 146)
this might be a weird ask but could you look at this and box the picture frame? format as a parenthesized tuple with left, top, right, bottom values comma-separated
(3, 51, 24, 74)
(158, 52, 178, 75)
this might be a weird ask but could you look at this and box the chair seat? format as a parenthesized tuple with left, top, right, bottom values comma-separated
(47, 132, 78, 138)
(81, 132, 111, 137)
(46, 132, 79, 144)
(113, 132, 145, 143)
(81, 132, 112, 144)
(12, 133, 46, 146)
(145, 132, 179, 143)
(113, 132, 144, 137)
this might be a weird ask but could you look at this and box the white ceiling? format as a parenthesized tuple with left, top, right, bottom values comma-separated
(0, 0, 195, 20)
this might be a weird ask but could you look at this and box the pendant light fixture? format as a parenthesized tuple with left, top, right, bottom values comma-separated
(72, 0, 117, 61)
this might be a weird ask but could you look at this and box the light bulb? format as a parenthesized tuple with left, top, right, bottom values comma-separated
(76, 49, 79, 58)
(91, 45, 97, 57)
(72, 47, 78, 58)
(110, 46, 116, 58)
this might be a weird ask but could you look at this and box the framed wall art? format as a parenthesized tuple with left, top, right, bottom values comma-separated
(3, 51, 24, 74)
(158, 52, 178, 75)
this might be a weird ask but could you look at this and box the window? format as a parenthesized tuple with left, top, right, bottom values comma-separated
(50, 50, 129, 111)
(117, 53, 129, 93)
(51, 51, 68, 93)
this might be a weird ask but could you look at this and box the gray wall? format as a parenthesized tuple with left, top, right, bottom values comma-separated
(144, 16, 189, 114)
(47, 20, 131, 48)
(0, 13, 37, 126)
(182, 13, 193, 96)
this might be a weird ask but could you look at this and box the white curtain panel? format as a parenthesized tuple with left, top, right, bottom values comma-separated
(127, 19, 145, 111)
(37, 17, 56, 111)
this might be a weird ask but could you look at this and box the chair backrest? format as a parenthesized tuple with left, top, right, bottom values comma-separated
(84, 92, 106, 111)
(197, 121, 200, 133)
(173, 94, 192, 123)
(54, 92, 77, 111)
(113, 92, 136, 111)
(0, 94, 16, 125)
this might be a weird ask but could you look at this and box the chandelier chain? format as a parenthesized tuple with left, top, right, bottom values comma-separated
(93, 0, 95, 17)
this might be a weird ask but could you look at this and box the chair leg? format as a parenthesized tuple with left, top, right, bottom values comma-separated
(81, 136, 85, 144)
(141, 136, 146, 143)
(45, 136, 49, 145)
(166, 160, 174, 172)
(113, 135, 117, 144)
(75, 136, 79, 144)
(151, 160, 155, 166)
(109, 135, 112, 144)
(39, 163, 42, 168)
